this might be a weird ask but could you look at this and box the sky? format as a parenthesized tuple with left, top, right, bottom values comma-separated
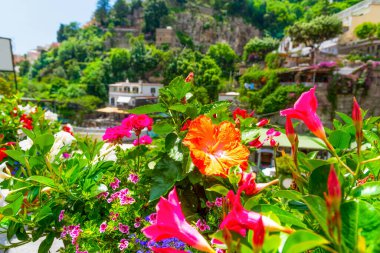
(0, 0, 103, 54)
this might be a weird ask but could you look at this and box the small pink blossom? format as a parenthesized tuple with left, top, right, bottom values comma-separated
(100, 222, 107, 233)
(103, 125, 132, 143)
(206, 201, 214, 208)
(118, 223, 130, 234)
(59, 210, 65, 222)
(128, 173, 139, 184)
(215, 197, 223, 207)
(110, 177, 121, 190)
(97, 191, 109, 199)
(134, 217, 141, 228)
(196, 219, 210, 232)
(132, 135, 152, 146)
(110, 212, 120, 221)
(148, 213, 157, 224)
(62, 153, 71, 159)
(119, 239, 129, 251)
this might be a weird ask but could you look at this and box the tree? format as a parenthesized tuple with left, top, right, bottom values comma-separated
(95, 0, 111, 27)
(143, 0, 169, 36)
(243, 37, 279, 63)
(287, 15, 343, 65)
(354, 22, 378, 40)
(109, 48, 131, 81)
(57, 22, 80, 42)
(112, 0, 130, 27)
(81, 59, 109, 100)
(18, 60, 31, 77)
(195, 56, 222, 101)
(207, 43, 237, 77)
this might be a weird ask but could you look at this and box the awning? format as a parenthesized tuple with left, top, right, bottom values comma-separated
(117, 96, 131, 103)
(96, 107, 128, 114)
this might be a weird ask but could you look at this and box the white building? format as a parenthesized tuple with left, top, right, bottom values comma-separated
(108, 80, 163, 107)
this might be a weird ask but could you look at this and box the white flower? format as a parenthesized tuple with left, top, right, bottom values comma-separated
(18, 104, 37, 115)
(98, 143, 117, 162)
(19, 137, 33, 151)
(44, 110, 58, 121)
(49, 131, 76, 162)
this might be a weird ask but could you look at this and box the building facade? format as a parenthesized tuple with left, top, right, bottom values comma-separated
(108, 80, 163, 108)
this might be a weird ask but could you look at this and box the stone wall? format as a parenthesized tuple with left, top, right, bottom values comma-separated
(172, 11, 260, 54)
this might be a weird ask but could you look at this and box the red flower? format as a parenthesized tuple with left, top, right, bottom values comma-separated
(180, 119, 192, 131)
(352, 97, 363, 151)
(256, 118, 269, 127)
(232, 108, 254, 120)
(185, 72, 194, 83)
(327, 166, 341, 209)
(20, 114, 33, 130)
(280, 87, 326, 140)
(0, 147, 7, 162)
(249, 136, 263, 149)
(142, 188, 215, 253)
(253, 216, 265, 252)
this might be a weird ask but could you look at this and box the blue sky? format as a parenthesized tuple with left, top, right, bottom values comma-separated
(0, 0, 107, 54)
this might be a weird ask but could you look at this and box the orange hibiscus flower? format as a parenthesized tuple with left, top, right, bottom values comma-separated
(183, 115, 249, 176)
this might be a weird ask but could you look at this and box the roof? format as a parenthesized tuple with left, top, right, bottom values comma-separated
(255, 128, 325, 150)
(96, 107, 129, 114)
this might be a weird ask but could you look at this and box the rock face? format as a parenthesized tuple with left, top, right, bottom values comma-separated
(172, 9, 260, 54)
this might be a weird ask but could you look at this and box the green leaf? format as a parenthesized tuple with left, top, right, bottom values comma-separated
(34, 206, 53, 223)
(273, 190, 302, 201)
(336, 111, 353, 125)
(149, 155, 182, 201)
(152, 121, 173, 136)
(128, 103, 166, 114)
(328, 130, 352, 150)
(169, 104, 188, 113)
(341, 201, 358, 251)
(201, 101, 231, 116)
(308, 165, 330, 198)
(302, 195, 330, 238)
(34, 134, 55, 155)
(282, 230, 329, 253)
(27, 176, 57, 188)
(0, 193, 23, 216)
(4, 150, 26, 165)
(251, 204, 307, 228)
(351, 182, 380, 198)
(206, 184, 229, 196)
(363, 130, 380, 144)
(38, 232, 54, 253)
(168, 76, 191, 100)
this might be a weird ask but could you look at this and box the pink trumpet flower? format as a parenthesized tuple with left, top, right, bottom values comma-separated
(238, 172, 279, 196)
(280, 87, 326, 140)
(220, 189, 292, 247)
(142, 188, 215, 253)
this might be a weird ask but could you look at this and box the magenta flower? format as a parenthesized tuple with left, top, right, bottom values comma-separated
(249, 136, 263, 149)
(97, 191, 109, 199)
(133, 135, 153, 146)
(110, 177, 121, 190)
(196, 219, 210, 232)
(280, 87, 326, 140)
(122, 114, 154, 136)
(62, 153, 71, 159)
(238, 172, 279, 196)
(142, 188, 215, 253)
(206, 201, 214, 208)
(103, 126, 132, 143)
(100, 222, 108, 233)
(118, 223, 130, 234)
(214, 197, 223, 207)
(59, 210, 65, 222)
(128, 173, 139, 184)
(119, 239, 129, 251)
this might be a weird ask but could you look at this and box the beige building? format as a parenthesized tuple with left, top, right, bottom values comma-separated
(336, 0, 380, 56)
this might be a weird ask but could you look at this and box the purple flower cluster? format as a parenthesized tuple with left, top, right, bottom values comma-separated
(128, 173, 139, 184)
(206, 197, 224, 208)
(196, 219, 210, 232)
(61, 224, 87, 253)
(110, 177, 121, 190)
(58, 210, 65, 222)
(107, 188, 135, 206)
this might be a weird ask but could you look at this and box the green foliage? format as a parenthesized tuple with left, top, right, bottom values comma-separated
(56, 22, 80, 42)
(95, 0, 111, 26)
(243, 37, 279, 63)
(206, 42, 237, 77)
(143, 0, 169, 36)
(111, 0, 130, 27)
(354, 22, 378, 40)
(265, 52, 284, 69)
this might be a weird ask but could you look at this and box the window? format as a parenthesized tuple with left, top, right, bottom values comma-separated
(132, 87, 139, 93)
(151, 87, 156, 94)
(112, 87, 117, 92)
